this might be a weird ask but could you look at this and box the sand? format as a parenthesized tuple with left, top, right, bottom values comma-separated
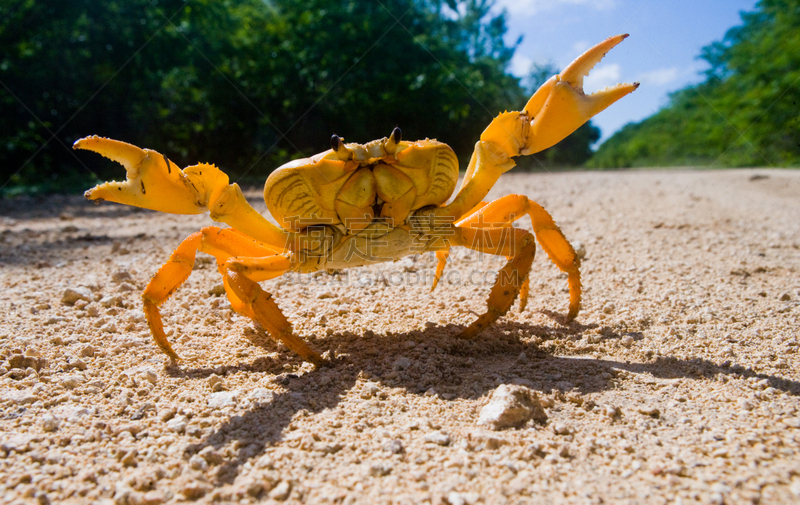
(1, 169, 799, 504)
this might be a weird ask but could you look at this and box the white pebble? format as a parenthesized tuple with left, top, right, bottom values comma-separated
(62, 286, 93, 305)
(41, 414, 60, 432)
(269, 481, 291, 501)
(208, 390, 240, 409)
(477, 384, 548, 430)
(393, 356, 412, 370)
(188, 454, 208, 471)
(423, 431, 451, 446)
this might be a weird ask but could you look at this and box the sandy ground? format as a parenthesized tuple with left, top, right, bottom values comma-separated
(1, 169, 799, 505)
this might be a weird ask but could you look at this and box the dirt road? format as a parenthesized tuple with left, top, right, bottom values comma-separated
(1, 169, 799, 504)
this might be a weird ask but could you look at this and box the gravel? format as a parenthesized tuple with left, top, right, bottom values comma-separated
(1, 169, 799, 503)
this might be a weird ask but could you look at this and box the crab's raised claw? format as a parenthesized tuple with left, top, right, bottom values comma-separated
(482, 34, 640, 157)
(75, 136, 228, 215)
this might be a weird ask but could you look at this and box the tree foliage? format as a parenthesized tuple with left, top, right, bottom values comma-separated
(1, 0, 599, 194)
(589, 0, 800, 169)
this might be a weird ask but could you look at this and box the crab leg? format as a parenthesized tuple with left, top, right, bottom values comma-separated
(457, 194, 581, 320)
(434, 34, 638, 221)
(75, 136, 290, 251)
(451, 226, 536, 339)
(142, 226, 324, 365)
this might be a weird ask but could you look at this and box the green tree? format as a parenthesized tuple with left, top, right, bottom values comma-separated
(589, 0, 800, 168)
(1, 0, 602, 195)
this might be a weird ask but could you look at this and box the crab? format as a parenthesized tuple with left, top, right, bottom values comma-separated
(75, 35, 638, 366)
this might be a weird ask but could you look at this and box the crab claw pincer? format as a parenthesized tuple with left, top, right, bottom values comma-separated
(75, 136, 229, 215)
(481, 34, 639, 157)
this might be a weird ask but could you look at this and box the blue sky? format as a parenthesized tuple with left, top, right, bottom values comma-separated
(492, 0, 759, 144)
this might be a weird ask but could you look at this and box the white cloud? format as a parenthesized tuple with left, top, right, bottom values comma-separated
(638, 67, 679, 86)
(584, 63, 621, 92)
(509, 53, 533, 77)
(572, 40, 591, 55)
(494, 0, 617, 17)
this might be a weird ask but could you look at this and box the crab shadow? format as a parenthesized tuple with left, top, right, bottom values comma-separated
(171, 318, 800, 485)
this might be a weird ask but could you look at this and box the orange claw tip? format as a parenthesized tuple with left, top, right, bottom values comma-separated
(72, 135, 147, 174)
(560, 34, 630, 90)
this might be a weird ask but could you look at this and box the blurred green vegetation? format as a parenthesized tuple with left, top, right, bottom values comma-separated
(0, 0, 600, 196)
(590, 0, 800, 169)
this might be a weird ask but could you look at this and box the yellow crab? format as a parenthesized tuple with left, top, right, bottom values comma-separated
(75, 35, 638, 366)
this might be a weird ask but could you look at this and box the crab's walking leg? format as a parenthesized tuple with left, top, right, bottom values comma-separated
(223, 271, 325, 366)
(433, 34, 638, 221)
(430, 250, 450, 292)
(453, 226, 536, 339)
(142, 227, 324, 365)
(457, 194, 581, 320)
(430, 201, 492, 292)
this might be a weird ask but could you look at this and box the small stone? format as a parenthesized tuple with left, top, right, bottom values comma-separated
(393, 356, 412, 370)
(62, 286, 93, 305)
(638, 405, 660, 417)
(100, 322, 118, 333)
(780, 292, 791, 301)
(188, 454, 208, 471)
(249, 388, 275, 403)
(64, 358, 87, 371)
(369, 462, 394, 477)
(2, 390, 38, 404)
(602, 404, 621, 418)
(233, 476, 265, 498)
(119, 448, 138, 467)
(41, 414, 60, 432)
(79, 345, 96, 357)
(269, 481, 291, 501)
(572, 241, 587, 260)
(166, 415, 188, 433)
(199, 446, 223, 465)
(207, 374, 223, 389)
(361, 382, 380, 399)
(1, 433, 35, 452)
(60, 374, 86, 389)
(208, 390, 240, 408)
(100, 295, 123, 308)
(112, 269, 133, 283)
(477, 384, 547, 430)
(552, 423, 572, 435)
(602, 302, 615, 314)
(159, 407, 177, 422)
(710, 483, 731, 494)
(517, 352, 528, 363)
(181, 480, 212, 500)
(423, 431, 451, 446)
(447, 491, 480, 505)
(137, 491, 166, 505)
(384, 439, 404, 454)
(620, 335, 634, 347)
(208, 284, 225, 296)
(141, 369, 157, 385)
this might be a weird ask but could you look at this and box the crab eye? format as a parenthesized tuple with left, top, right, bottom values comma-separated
(392, 127, 402, 144)
(330, 134, 341, 151)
